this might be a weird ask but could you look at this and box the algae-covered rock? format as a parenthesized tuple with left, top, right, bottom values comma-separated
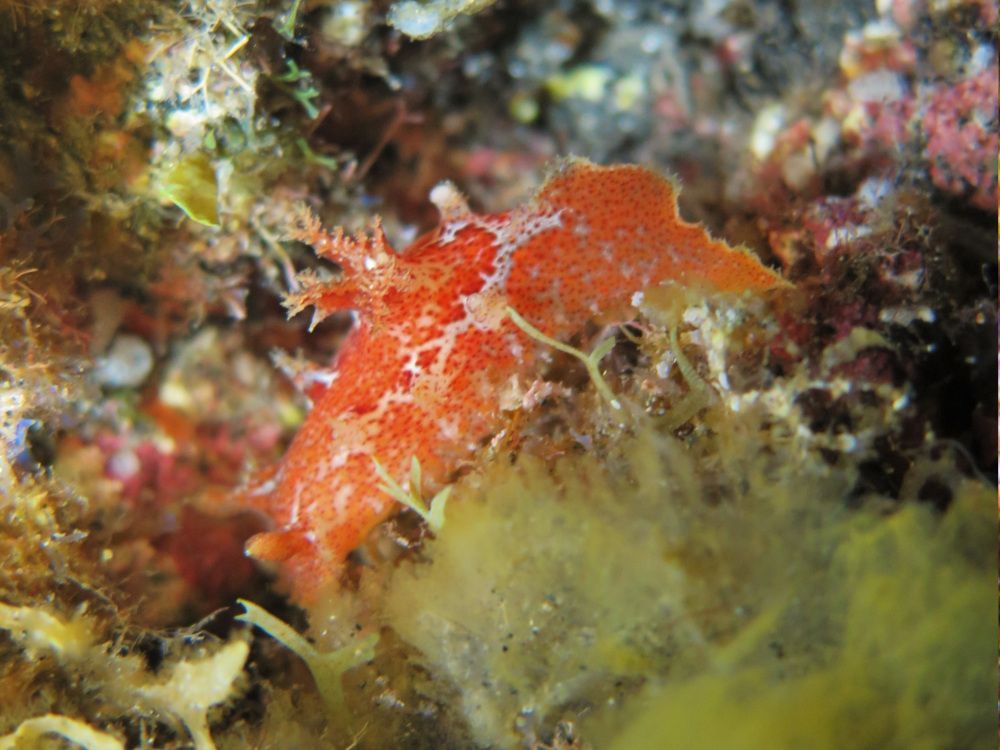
(0, 1, 994, 748)
(383, 421, 995, 749)
(384, 430, 701, 746)
(597, 480, 996, 750)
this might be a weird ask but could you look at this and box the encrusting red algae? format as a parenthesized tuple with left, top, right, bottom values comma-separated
(243, 159, 786, 600)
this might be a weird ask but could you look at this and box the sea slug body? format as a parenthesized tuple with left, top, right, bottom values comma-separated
(243, 159, 785, 600)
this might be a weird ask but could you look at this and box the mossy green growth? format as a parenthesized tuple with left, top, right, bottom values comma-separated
(381, 421, 995, 749)
(383, 428, 721, 747)
(596, 479, 996, 750)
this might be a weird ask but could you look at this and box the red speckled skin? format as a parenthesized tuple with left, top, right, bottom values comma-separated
(244, 160, 785, 600)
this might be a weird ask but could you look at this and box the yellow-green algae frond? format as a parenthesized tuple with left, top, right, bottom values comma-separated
(236, 599, 377, 728)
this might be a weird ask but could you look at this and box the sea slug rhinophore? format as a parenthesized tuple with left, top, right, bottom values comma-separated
(243, 159, 786, 600)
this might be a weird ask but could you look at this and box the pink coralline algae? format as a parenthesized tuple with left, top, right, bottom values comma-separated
(922, 66, 999, 211)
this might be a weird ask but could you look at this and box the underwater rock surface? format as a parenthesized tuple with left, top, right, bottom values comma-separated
(0, 1, 995, 748)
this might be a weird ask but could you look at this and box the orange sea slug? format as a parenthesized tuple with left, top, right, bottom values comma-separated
(243, 159, 785, 600)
